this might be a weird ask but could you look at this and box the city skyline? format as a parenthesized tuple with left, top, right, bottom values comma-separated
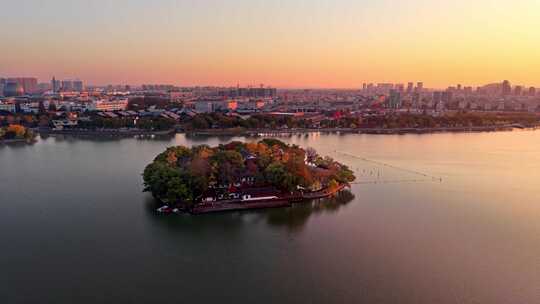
(2, 0, 540, 88)
(1, 74, 539, 91)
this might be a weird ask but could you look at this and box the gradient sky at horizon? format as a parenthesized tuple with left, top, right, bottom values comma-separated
(1, 0, 539, 88)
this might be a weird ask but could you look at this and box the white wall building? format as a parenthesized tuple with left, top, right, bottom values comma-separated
(90, 99, 128, 112)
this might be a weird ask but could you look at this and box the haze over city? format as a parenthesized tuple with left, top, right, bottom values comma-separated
(2, 0, 540, 88)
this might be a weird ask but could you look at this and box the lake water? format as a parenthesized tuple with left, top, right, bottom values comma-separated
(1, 131, 539, 303)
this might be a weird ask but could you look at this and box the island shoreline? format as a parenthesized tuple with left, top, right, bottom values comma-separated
(181, 184, 348, 215)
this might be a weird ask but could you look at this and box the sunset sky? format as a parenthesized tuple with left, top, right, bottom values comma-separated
(1, 0, 539, 88)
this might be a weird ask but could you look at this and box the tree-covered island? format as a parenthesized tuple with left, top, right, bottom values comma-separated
(143, 139, 355, 213)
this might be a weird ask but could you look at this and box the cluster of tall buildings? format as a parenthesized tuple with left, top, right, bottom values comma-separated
(51, 77, 84, 93)
(361, 82, 424, 109)
(362, 82, 424, 95)
(217, 86, 277, 98)
(0, 77, 38, 96)
(466, 80, 537, 97)
(358, 80, 540, 112)
(0, 76, 85, 97)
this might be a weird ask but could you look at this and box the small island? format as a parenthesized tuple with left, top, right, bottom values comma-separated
(143, 139, 355, 214)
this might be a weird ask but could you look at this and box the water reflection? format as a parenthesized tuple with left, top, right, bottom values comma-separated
(143, 196, 248, 234)
(0, 140, 36, 149)
(42, 133, 175, 143)
(144, 190, 355, 234)
(184, 133, 238, 143)
(262, 190, 355, 232)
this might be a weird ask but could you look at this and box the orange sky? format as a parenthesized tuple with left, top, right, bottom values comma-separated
(1, 0, 539, 88)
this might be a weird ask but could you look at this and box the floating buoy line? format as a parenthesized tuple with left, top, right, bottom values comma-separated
(334, 150, 444, 184)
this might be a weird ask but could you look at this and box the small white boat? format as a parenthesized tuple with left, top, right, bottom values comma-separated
(156, 205, 172, 213)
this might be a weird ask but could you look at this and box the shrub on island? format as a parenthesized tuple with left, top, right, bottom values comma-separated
(0, 124, 35, 142)
(143, 139, 355, 206)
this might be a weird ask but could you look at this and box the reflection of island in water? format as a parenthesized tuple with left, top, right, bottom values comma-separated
(145, 190, 355, 234)
(262, 190, 355, 232)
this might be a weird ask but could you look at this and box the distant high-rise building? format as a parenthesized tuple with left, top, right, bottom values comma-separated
(3, 81, 24, 97)
(37, 83, 51, 93)
(433, 92, 442, 104)
(388, 90, 402, 109)
(7, 77, 38, 94)
(442, 91, 453, 103)
(61, 80, 74, 91)
(406, 82, 414, 94)
(514, 86, 522, 96)
(52, 76, 61, 93)
(415, 82, 424, 93)
(412, 92, 421, 107)
(377, 83, 394, 94)
(529, 87, 536, 96)
(367, 83, 374, 93)
(502, 80, 512, 96)
(73, 80, 84, 92)
(0, 78, 6, 96)
(219, 87, 277, 98)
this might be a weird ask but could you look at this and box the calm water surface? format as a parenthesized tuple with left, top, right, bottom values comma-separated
(1, 131, 539, 303)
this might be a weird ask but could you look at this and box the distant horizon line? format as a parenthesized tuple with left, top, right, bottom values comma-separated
(2, 76, 539, 90)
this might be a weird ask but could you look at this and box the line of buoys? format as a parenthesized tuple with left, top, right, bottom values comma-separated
(351, 179, 438, 185)
(336, 150, 443, 182)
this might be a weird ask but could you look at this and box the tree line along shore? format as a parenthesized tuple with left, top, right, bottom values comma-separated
(2, 100, 540, 138)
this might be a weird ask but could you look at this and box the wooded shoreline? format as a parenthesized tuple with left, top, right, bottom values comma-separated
(185, 124, 538, 136)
